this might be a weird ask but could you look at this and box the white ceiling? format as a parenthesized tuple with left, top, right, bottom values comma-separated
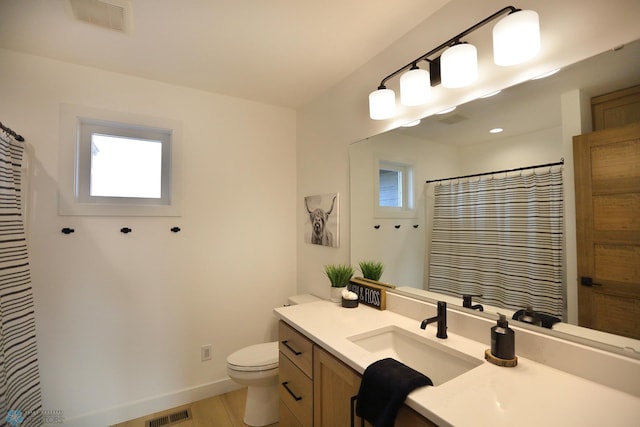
(0, 0, 451, 109)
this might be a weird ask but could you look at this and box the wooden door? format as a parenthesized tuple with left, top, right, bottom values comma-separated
(573, 121, 640, 339)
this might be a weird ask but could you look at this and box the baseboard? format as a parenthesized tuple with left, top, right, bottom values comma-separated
(57, 378, 241, 427)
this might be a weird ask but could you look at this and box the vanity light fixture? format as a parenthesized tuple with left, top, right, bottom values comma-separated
(368, 6, 540, 120)
(489, 127, 504, 134)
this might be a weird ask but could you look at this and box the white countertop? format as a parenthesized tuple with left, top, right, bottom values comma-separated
(274, 300, 640, 427)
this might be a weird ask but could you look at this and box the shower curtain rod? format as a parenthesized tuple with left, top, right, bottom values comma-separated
(0, 121, 24, 142)
(425, 158, 564, 184)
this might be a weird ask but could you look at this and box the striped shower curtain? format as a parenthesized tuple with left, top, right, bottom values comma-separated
(427, 169, 565, 319)
(0, 134, 42, 426)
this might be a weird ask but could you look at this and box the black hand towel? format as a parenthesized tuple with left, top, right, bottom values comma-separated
(356, 358, 433, 427)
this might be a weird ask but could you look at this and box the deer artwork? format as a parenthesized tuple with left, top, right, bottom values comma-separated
(305, 195, 337, 247)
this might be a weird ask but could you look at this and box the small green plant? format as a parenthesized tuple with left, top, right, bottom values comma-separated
(324, 264, 355, 288)
(359, 260, 384, 281)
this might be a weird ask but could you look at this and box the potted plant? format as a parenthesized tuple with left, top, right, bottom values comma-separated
(358, 260, 384, 281)
(324, 264, 355, 302)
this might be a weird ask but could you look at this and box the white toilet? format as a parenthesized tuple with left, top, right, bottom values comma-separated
(227, 341, 279, 426)
(226, 294, 320, 426)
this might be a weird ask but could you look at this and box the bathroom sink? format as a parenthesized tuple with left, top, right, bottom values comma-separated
(347, 325, 482, 386)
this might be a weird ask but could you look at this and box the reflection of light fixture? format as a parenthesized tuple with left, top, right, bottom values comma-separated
(480, 90, 502, 98)
(400, 65, 431, 106)
(441, 43, 478, 88)
(531, 68, 561, 80)
(489, 127, 504, 133)
(437, 106, 456, 115)
(402, 119, 421, 127)
(369, 6, 540, 120)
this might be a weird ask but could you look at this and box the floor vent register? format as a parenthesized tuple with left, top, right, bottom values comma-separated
(145, 408, 192, 427)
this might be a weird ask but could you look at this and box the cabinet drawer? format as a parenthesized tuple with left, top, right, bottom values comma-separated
(279, 351, 313, 427)
(279, 321, 313, 378)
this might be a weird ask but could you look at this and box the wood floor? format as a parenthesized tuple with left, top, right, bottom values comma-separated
(111, 388, 279, 427)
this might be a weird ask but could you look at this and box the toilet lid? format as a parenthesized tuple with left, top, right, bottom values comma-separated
(227, 341, 279, 372)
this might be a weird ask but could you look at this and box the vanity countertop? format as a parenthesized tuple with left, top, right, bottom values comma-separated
(274, 300, 640, 427)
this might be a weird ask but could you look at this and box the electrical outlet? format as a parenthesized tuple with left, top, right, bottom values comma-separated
(201, 344, 212, 361)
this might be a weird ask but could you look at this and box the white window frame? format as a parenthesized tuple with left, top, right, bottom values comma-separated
(374, 157, 416, 218)
(59, 104, 182, 216)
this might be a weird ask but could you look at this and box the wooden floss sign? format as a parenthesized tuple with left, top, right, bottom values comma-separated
(348, 277, 387, 310)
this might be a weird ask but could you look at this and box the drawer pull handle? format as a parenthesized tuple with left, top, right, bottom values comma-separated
(281, 340, 302, 355)
(282, 381, 303, 401)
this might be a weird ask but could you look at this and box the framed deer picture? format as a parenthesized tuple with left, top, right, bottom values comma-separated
(304, 193, 339, 248)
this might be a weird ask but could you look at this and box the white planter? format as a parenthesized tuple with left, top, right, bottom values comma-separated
(330, 287, 345, 303)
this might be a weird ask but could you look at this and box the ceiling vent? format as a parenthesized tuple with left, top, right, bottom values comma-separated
(68, 0, 132, 33)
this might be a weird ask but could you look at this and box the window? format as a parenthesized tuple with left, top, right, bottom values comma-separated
(59, 104, 181, 216)
(375, 159, 414, 218)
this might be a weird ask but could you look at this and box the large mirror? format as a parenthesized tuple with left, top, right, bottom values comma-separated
(350, 38, 640, 355)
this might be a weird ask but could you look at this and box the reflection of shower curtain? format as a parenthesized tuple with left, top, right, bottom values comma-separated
(428, 169, 564, 318)
(0, 134, 42, 426)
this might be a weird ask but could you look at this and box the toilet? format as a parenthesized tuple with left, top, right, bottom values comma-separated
(226, 294, 320, 426)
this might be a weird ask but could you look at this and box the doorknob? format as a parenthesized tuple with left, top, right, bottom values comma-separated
(581, 276, 603, 287)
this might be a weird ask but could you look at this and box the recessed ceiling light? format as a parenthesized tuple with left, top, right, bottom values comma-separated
(489, 128, 504, 134)
(436, 107, 457, 115)
(402, 120, 421, 127)
(531, 68, 561, 80)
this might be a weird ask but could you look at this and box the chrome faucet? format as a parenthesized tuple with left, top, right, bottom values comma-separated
(420, 301, 448, 339)
(462, 294, 484, 311)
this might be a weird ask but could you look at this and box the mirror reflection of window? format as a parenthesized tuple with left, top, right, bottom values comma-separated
(378, 161, 413, 212)
(379, 168, 402, 207)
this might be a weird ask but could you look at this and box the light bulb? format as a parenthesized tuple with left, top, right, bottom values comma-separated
(493, 10, 540, 66)
(369, 88, 396, 120)
(400, 68, 431, 106)
(441, 43, 478, 88)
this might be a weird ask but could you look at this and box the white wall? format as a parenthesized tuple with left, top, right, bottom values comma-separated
(0, 49, 297, 426)
(296, 0, 640, 304)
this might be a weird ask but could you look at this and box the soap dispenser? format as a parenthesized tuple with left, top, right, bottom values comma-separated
(485, 313, 518, 367)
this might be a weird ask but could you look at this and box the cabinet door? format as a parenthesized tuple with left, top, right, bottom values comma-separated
(279, 400, 303, 427)
(314, 346, 438, 427)
(313, 346, 363, 427)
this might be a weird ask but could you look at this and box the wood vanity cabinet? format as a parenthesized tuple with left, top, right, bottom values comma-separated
(279, 320, 437, 427)
(279, 321, 314, 427)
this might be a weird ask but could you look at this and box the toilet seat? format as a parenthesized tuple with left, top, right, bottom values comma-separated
(227, 342, 278, 372)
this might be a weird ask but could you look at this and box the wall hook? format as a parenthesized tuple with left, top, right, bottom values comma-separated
(120, 227, 132, 234)
(374, 225, 381, 229)
(170, 226, 181, 233)
(61, 227, 75, 235)
(413, 224, 419, 228)
(394, 225, 401, 229)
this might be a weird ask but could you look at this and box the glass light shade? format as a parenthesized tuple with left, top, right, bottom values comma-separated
(400, 68, 431, 106)
(493, 10, 540, 66)
(369, 88, 396, 120)
(440, 43, 478, 88)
